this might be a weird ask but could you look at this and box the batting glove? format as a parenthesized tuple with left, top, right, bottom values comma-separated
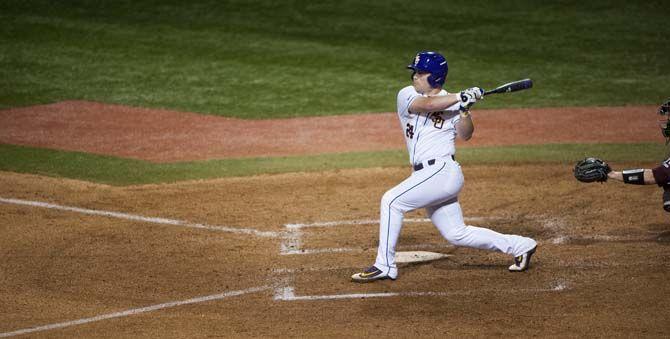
(459, 90, 477, 112)
(466, 87, 484, 100)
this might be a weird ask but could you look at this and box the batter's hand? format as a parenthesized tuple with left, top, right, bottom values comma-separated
(459, 89, 478, 111)
(466, 87, 484, 100)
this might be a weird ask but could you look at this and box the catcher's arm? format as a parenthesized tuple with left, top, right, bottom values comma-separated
(607, 169, 657, 185)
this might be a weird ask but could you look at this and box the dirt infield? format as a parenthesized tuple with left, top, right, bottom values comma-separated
(1, 102, 669, 337)
(0, 101, 662, 162)
(1, 165, 669, 337)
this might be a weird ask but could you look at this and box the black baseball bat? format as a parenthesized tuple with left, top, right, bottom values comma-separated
(483, 78, 533, 96)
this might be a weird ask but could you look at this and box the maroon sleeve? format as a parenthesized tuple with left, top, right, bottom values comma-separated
(652, 157, 670, 186)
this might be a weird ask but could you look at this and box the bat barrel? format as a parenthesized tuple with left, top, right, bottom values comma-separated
(483, 78, 533, 96)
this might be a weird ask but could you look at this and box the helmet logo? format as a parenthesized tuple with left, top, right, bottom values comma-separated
(414, 54, 421, 66)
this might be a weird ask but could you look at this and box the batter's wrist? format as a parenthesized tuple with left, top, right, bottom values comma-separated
(460, 111, 471, 118)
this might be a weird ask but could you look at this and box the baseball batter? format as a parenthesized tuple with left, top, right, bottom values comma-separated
(352, 51, 537, 282)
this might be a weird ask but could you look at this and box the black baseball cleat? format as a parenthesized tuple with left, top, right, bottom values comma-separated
(351, 266, 396, 283)
(509, 246, 537, 272)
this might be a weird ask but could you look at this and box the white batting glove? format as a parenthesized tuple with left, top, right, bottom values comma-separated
(459, 90, 477, 112)
(466, 87, 484, 100)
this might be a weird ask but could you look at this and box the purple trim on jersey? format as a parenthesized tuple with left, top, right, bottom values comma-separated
(384, 162, 446, 269)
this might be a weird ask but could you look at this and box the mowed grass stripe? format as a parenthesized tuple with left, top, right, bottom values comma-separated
(0, 143, 665, 186)
(1, 1, 668, 117)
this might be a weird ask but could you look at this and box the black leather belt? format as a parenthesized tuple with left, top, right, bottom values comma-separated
(413, 155, 455, 171)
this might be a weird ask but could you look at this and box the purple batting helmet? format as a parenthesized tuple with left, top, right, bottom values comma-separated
(407, 51, 448, 88)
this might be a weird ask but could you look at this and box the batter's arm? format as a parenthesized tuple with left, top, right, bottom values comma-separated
(456, 112, 474, 141)
(409, 93, 461, 113)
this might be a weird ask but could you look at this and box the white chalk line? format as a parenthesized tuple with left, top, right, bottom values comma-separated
(273, 283, 568, 301)
(0, 286, 270, 338)
(285, 216, 499, 229)
(280, 243, 455, 255)
(272, 267, 350, 274)
(549, 234, 659, 244)
(0, 197, 279, 238)
(280, 217, 489, 255)
(282, 247, 358, 255)
(281, 216, 662, 256)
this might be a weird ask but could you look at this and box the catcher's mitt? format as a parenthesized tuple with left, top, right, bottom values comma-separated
(574, 157, 611, 183)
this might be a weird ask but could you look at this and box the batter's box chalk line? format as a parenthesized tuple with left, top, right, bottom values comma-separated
(270, 255, 570, 303)
(280, 217, 503, 255)
(275, 216, 571, 302)
(272, 281, 570, 302)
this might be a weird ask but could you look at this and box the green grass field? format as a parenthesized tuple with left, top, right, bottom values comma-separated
(1, 0, 668, 184)
(1, 0, 668, 118)
(0, 143, 664, 186)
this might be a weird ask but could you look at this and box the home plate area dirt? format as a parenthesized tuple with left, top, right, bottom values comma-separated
(1, 102, 669, 337)
(1, 164, 669, 337)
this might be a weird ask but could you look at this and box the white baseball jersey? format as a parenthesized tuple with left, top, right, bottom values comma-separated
(396, 85, 461, 165)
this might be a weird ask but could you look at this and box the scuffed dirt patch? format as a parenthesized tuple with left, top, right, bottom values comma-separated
(0, 101, 663, 162)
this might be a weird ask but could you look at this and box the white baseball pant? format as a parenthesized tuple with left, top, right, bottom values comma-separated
(373, 156, 537, 279)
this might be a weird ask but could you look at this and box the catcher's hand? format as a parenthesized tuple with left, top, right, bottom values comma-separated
(574, 157, 612, 183)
